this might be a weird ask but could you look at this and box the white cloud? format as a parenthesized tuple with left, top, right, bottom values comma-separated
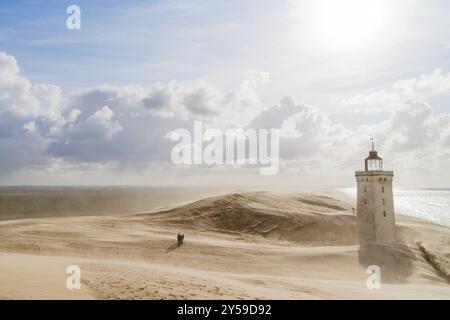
(67, 108, 81, 123)
(338, 71, 450, 164)
(0, 52, 41, 118)
(141, 71, 269, 127)
(22, 121, 36, 132)
(69, 106, 123, 140)
(249, 96, 305, 129)
(0, 52, 63, 175)
(339, 69, 450, 114)
(0, 51, 449, 185)
(32, 84, 61, 120)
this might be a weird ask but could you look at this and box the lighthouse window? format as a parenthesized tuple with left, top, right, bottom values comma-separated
(382, 186, 385, 193)
(364, 186, 367, 192)
(382, 199, 385, 205)
(363, 199, 367, 205)
(383, 211, 386, 217)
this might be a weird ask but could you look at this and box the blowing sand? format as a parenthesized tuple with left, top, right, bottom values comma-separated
(0, 191, 449, 299)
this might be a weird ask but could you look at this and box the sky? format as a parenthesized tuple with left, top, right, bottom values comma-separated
(0, 0, 449, 187)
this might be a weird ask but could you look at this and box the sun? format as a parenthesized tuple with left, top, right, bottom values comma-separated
(297, 0, 391, 53)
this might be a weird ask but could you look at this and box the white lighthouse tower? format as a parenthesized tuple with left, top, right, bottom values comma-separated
(355, 139, 396, 245)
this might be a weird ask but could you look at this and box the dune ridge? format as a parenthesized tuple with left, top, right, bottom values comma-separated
(145, 192, 357, 245)
(0, 191, 449, 299)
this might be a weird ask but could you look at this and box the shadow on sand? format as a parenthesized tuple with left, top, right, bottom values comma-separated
(165, 243, 180, 253)
(358, 242, 415, 283)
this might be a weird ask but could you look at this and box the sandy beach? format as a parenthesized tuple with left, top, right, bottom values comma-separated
(0, 191, 449, 299)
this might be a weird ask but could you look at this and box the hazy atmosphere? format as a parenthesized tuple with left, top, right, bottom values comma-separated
(1, 0, 449, 187)
(1, 0, 450, 303)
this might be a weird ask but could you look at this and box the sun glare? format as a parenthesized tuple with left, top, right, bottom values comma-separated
(298, 0, 392, 53)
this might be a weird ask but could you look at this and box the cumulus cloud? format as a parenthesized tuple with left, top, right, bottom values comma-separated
(0, 50, 449, 185)
(142, 82, 221, 119)
(249, 96, 305, 129)
(0, 51, 270, 175)
(64, 106, 123, 140)
(141, 72, 269, 127)
(0, 52, 41, 118)
(339, 69, 450, 114)
(44, 71, 268, 166)
(280, 106, 349, 157)
(0, 52, 62, 175)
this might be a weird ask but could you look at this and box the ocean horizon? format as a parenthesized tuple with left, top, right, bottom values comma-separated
(1, 186, 449, 228)
(340, 187, 450, 228)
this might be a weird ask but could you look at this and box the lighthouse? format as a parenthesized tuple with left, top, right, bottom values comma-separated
(355, 140, 396, 245)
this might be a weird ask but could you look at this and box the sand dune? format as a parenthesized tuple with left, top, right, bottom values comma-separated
(0, 191, 449, 299)
(0, 186, 235, 221)
(143, 192, 357, 244)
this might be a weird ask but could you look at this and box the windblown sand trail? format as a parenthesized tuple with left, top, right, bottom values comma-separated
(0, 192, 449, 299)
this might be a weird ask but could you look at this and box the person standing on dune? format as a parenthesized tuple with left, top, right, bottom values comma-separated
(177, 233, 184, 246)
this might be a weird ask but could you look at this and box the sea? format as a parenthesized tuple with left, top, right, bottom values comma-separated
(1, 186, 449, 228)
(339, 187, 450, 228)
